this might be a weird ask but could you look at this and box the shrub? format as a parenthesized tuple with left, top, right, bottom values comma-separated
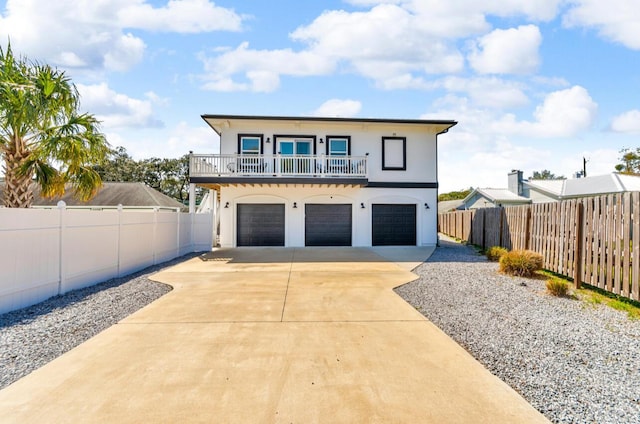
(499, 250, 543, 277)
(486, 246, 508, 262)
(546, 279, 570, 297)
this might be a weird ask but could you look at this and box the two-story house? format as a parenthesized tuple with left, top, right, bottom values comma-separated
(189, 115, 456, 248)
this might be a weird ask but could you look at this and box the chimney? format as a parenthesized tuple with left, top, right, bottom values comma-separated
(508, 170, 523, 196)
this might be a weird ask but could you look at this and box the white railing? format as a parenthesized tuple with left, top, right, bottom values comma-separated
(190, 154, 368, 178)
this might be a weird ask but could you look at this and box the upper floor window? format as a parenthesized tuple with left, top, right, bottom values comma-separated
(326, 136, 351, 156)
(238, 134, 263, 155)
(382, 136, 406, 170)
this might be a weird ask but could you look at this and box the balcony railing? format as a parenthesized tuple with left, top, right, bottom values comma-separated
(190, 154, 368, 179)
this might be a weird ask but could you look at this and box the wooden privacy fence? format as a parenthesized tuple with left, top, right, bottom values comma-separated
(438, 192, 640, 302)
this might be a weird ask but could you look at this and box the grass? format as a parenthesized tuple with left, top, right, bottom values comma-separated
(499, 250, 543, 277)
(538, 270, 640, 320)
(486, 246, 508, 262)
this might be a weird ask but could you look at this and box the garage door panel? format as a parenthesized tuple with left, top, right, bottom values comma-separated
(305, 204, 352, 246)
(237, 204, 285, 246)
(372, 204, 416, 246)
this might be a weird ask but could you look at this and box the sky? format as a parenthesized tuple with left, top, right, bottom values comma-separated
(1, 0, 639, 193)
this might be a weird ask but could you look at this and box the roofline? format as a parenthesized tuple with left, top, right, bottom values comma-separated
(523, 180, 564, 198)
(201, 114, 457, 136)
(463, 188, 531, 204)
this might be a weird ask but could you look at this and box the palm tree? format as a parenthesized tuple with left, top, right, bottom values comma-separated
(0, 44, 109, 208)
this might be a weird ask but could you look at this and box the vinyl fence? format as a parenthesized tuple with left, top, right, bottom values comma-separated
(439, 192, 640, 302)
(0, 205, 214, 314)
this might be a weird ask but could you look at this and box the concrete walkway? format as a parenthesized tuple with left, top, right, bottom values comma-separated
(0, 247, 548, 423)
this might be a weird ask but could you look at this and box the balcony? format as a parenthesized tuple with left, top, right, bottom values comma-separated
(190, 154, 368, 186)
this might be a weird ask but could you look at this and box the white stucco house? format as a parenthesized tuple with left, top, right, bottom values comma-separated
(188, 115, 457, 247)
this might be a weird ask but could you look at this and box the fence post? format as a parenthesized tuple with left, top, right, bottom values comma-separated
(574, 201, 584, 288)
(524, 207, 532, 250)
(57, 200, 66, 295)
(117, 204, 123, 277)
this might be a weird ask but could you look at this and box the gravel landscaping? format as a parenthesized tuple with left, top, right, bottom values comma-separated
(396, 237, 640, 424)
(3, 243, 640, 423)
(0, 254, 199, 390)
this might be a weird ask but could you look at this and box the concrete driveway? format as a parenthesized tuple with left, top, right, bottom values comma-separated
(0, 247, 548, 423)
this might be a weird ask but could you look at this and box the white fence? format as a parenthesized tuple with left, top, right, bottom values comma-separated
(0, 206, 214, 314)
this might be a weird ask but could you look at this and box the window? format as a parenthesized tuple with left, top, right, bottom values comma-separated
(326, 136, 351, 156)
(238, 134, 263, 155)
(382, 136, 406, 171)
(237, 134, 264, 173)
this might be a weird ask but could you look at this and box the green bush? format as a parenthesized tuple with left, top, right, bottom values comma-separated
(486, 246, 508, 262)
(499, 250, 543, 277)
(546, 279, 570, 297)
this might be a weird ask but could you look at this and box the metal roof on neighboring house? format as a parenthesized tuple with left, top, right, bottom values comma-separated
(463, 188, 530, 205)
(526, 173, 640, 199)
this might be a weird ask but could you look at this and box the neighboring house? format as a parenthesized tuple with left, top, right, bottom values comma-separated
(461, 187, 531, 209)
(188, 114, 457, 247)
(523, 172, 640, 202)
(0, 181, 185, 210)
(461, 170, 640, 210)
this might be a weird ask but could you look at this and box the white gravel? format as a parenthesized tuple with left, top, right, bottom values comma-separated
(395, 237, 640, 424)
(0, 254, 199, 390)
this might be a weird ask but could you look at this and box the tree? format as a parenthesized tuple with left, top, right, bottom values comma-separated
(0, 43, 109, 208)
(95, 147, 203, 205)
(615, 148, 640, 174)
(438, 188, 472, 202)
(528, 170, 565, 180)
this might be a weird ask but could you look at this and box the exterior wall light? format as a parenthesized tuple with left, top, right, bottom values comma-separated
(424, 203, 430, 209)
(293, 202, 298, 208)
(319, 138, 324, 144)
(224, 202, 229, 208)
(361, 203, 365, 209)
(266, 137, 271, 143)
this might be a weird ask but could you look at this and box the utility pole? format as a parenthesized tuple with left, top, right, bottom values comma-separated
(583, 157, 588, 178)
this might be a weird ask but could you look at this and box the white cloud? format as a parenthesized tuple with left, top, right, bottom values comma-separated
(438, 77, 529, 109)
(200, 42, 334, 92)
(105, 122, 217, 160)
(312, 99, 362, 117)
(563, 0, 640, 50)
(198, 0, 563, 92)
(468, 25, 542, 74)
(119, 0, 243, 33)
(0, 0, 244, 72)
(610, 110, 640, 134)
(422, 92, 604, 193)
(494, 86, 598, 138)
(77, 83, 164, 129)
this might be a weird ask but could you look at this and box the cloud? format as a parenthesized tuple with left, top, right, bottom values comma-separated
(494, 86, 597, 138)
(437, 77, 529, 109)
(610, 110, 640, 134)
(198, 0, 564, 93)
(312, 99, 362, 117)
(563, 0, 640, 50)
(468, 25, 542, 74)
(200, 42, 334, 92)
(77, 83, 164, 129)
(119, 0, 243, 33)
(0, 0, 244, 72)
(421, 92, 605, 193)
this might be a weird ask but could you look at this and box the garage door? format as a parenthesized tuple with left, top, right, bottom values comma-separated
(372, 204, 416, 246)
(237, 204, 285, 246)
(305, 204, 352, 246)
